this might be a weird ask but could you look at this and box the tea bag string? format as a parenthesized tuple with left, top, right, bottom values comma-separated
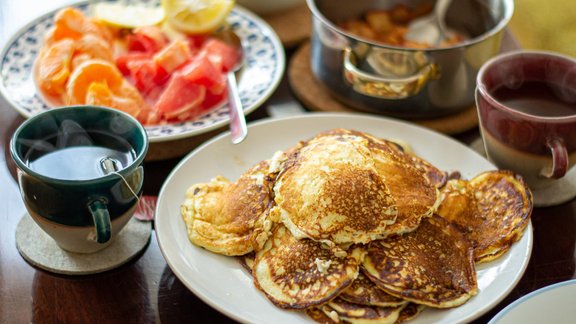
(100, 157, 140, 202)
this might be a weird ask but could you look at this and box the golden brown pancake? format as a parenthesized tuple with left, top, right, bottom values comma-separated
(273, 131, 398, 244)
(367, 137, 440, 235)
(396, 303, 426, 323)
(238, 252, 255, 275)
(355, 129, 448, 189)
(436, 170, 533, 263)
(324, 297, 405, 324)
(306, 307, 338, 324)
(253, 225, 363, 309)
(181, 157, 279, 256)
(273, 128, 441, 244)
(338, 272, 406, 307)
(328, 129, 440, 235)
(363, 215, 477, 308)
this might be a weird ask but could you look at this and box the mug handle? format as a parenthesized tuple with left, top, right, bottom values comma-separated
(87, 199, 111, 243)
(342, 47, 438, 99)
(541, 138, 568, 179)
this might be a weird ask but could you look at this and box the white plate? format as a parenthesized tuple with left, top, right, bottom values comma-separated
(155, 113, 533, 324)
(489, 280, 576, 324)
(0, 0, 285, 143)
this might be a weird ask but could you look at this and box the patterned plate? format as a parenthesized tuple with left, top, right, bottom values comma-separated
(0, 1, 285, 142)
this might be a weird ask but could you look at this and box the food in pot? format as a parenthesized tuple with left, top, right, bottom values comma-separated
(339, 4, 465, 48)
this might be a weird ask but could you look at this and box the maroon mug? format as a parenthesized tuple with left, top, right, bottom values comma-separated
(476, 50, 576, 189)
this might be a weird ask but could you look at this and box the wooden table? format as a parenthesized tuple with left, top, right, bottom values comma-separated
(1, 1, 575, 323)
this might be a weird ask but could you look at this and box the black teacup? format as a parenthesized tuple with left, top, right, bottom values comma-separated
(10, 106, 148, 253)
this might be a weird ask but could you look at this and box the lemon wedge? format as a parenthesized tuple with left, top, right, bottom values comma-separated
(162, 0, 235, 34)
(93, 2, 166, 28)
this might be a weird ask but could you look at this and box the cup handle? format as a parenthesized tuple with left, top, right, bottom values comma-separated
(87, 199, 111, 243)
(541, 138, 568, 179)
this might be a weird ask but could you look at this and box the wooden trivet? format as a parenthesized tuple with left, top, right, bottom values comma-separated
(16, 214, 151, 275)
(261, 3, 311, 48)
(288, 43, 479, 135)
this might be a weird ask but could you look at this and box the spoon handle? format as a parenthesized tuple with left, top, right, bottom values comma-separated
(435, 0, 452, 45)
(227, 71, 248, 144)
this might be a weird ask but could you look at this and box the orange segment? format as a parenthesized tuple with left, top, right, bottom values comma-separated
(36, 39, 75, 96)
(75, 34, 114, 62)
(65, 59, 124, 105)
(85, 82, 144, 118)
(46, 7, 114, 44)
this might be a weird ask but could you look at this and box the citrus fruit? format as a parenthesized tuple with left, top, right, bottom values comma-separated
(36, 39, 75, 96)
(153, 73, 206, 120)
(65, 59, 124, 105)
(161, 0, 235, 34)
(75, 34, 114, 62)
(93, 2, 166, 29)
(85, 82, 144, 118)
(153, 39, 192, 72)
(46, 7, 113, 44)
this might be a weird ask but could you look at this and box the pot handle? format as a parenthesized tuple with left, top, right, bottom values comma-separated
(342, 47, 438, 99)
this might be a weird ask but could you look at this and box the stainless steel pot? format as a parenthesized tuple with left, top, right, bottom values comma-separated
(307, 0, 514, 119)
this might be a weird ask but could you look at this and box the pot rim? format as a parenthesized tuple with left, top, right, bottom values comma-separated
(306, 0, 514, 52)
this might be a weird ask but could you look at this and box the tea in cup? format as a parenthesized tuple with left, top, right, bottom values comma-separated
(476, 51, 576, 204)
(10, 106, 149, 253)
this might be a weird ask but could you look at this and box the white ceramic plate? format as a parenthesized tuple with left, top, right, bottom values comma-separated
(0, 0, 285, 143)
(155, 113, 533, 324)
(489, 280, 576, 324)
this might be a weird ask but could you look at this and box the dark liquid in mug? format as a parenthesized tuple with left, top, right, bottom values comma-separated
(493, 80, 576, 117)
(25, 131, 135, 180)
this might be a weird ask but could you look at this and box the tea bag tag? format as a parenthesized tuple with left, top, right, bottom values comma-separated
(100, 157, 120, 174)
(99, 157, 140, 201)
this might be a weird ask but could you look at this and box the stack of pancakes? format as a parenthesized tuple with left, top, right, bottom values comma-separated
(181, 129, 533, 323)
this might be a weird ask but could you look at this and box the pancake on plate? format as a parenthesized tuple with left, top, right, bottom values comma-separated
(306, 306, 338, 324)
(272, 130, 398, 244)
(253, 225, 364, 309)
(436, 170, 533, 263)
(338, 272, 407, 307)
(363, 215, 477, 308)
(273, 129, 440, 245)
(396, 303, 426, 323)
(181, 153, 284, 256)
(323, 297, 406, 324)
(238, 252, 255, 275)
(357, 129, 448, 189)
(363, 131, 441, 235)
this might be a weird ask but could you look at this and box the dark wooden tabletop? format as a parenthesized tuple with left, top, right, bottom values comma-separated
(1, 1, 575, 323)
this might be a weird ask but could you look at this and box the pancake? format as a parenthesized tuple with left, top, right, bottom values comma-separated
(338, 272, 407, 307)
(323, 297, 405, 324)
(238, 252, 255, 275)
(396, 303, 426, 323)
(364, 133, 440, 235)
(327, 129, 441, 234)
(357, 129, 448, 189)
(253, 225, 363, 309)
(273, 130, 398, 244)
(181, 154, 282, 256)
(362, 215, 477, 308)
(306, 306, 338, 324)
(436, 170, 533, 263)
